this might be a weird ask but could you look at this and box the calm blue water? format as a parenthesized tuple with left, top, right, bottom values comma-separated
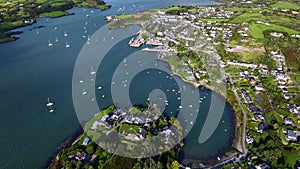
(0, 0, 233, 168)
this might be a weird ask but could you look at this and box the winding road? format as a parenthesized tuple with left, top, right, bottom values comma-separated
(226, 74, 247, 155)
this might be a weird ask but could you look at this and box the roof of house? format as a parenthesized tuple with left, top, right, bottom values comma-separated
(76, 151, 86, 160)
(83, 138, 90, 145)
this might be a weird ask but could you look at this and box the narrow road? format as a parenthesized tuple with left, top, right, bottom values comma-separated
(205, 74, 249, 168)
(208, 154, 247, 169)
(226, 74, 247, 155)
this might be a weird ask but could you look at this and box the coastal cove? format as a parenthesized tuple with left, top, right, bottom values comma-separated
(0, 1, 237, 169)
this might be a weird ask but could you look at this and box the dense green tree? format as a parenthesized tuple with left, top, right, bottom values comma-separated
(86, 144, 95, 155)
(171, 160, 180, 169)
(76, 161, 83, 169)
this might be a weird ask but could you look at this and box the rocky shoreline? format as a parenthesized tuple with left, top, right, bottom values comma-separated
(45, 127, 84, 169)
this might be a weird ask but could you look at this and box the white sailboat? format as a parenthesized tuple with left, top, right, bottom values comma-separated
(82, 89, 87, 95)
(49, 105, 55, 113)
(46, 97, 54, 107)
(48, 40, 53, 47)
(55, 37, 59, 42)
(90, 66, 96, 75)
(64, 31, 68, 37)
(65, 41, 70, 48)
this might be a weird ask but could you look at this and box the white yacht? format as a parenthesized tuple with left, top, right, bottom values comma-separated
(49, 105, 55, 113)
(97, 86, 102, 90)
(82, 89, 87, 95)
(65, 41, 70, 48)
(46, 97, 54, 107)
(48, 40, 53, 47)
(64, 31, 68, 37)
(90, 67, 96, 75)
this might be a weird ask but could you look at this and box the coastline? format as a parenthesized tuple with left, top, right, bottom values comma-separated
(158, 56, 243, 165)
(47, 5, 244, 169)
(46, 127, 84, 169)
(107, 4, 245, 160)
(0, 2, 111, 44)
(46, 49, 242, 168)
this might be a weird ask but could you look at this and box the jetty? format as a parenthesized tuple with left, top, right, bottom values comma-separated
(128, 35, 145, 47)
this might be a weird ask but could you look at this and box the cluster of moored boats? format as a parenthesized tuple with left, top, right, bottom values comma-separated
(48, 31, 71, 48)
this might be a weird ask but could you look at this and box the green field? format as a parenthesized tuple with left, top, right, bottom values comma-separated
(40, 11, 71, 18)
(249, 23, 300, 39)
(225, 7, 249, 12)
(201, 18, 230, 22)
(271, 1, 300, 9)
(116, 14, 133, 19)
(230, 12, 267, 23)
(108, 12, 152, 28)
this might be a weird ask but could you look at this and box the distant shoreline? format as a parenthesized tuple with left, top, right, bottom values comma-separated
(0, 2, 111, 44)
